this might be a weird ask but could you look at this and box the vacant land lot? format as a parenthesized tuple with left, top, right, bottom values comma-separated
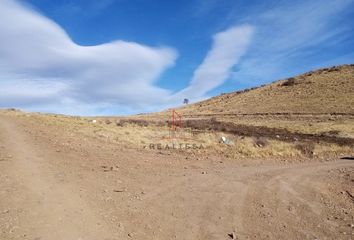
(0, 111, 353, 240)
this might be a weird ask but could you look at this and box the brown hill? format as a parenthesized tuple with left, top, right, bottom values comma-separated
(169, 64, 354, 117)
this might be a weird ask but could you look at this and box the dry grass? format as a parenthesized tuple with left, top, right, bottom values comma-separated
(3, 110, 352, 158)
(2, 65, 353, 158)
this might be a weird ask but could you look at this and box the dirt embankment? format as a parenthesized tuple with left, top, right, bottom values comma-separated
(182, 119, 354, 146)
(114, 117, 354, 147)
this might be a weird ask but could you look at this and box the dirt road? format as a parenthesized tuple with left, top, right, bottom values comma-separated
(0, 114, 353, 240)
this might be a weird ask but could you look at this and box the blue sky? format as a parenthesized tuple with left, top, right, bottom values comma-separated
(0, 0, 353, 115)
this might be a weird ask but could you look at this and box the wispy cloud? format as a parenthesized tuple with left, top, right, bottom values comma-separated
(229, 0, 354, 85)
(173, 25, 254, 100)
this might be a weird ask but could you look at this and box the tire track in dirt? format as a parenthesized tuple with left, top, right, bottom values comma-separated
(241, 161, 354, 239)
(133, 173, 249, 239)
(0, 116, 118, 240)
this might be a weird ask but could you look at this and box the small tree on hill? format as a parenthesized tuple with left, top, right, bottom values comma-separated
(183, 98, 189, 104)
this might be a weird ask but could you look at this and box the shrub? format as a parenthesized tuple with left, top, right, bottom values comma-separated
(116, 119, 150, 127)
(295, 142, 315, 156)
(281, 78, 296, 86)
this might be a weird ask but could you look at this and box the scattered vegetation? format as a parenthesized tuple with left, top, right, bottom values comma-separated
(2, 109, 353, 158)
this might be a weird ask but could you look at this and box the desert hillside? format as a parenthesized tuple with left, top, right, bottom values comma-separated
(124, 64, 354, 143)
(167, 64, 354, 117)
(1, 65, 354, 239)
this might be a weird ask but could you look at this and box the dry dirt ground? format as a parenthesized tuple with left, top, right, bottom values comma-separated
(0, 113, 353, 240)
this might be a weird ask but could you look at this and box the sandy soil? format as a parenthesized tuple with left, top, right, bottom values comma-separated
(0, 113, 353, 240)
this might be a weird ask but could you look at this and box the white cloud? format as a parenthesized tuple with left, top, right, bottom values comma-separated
(0, 0, 177, 113)
(0, 0, 255, 115)
(172, 25, 254, 100)
(0, 75, 67, 107)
